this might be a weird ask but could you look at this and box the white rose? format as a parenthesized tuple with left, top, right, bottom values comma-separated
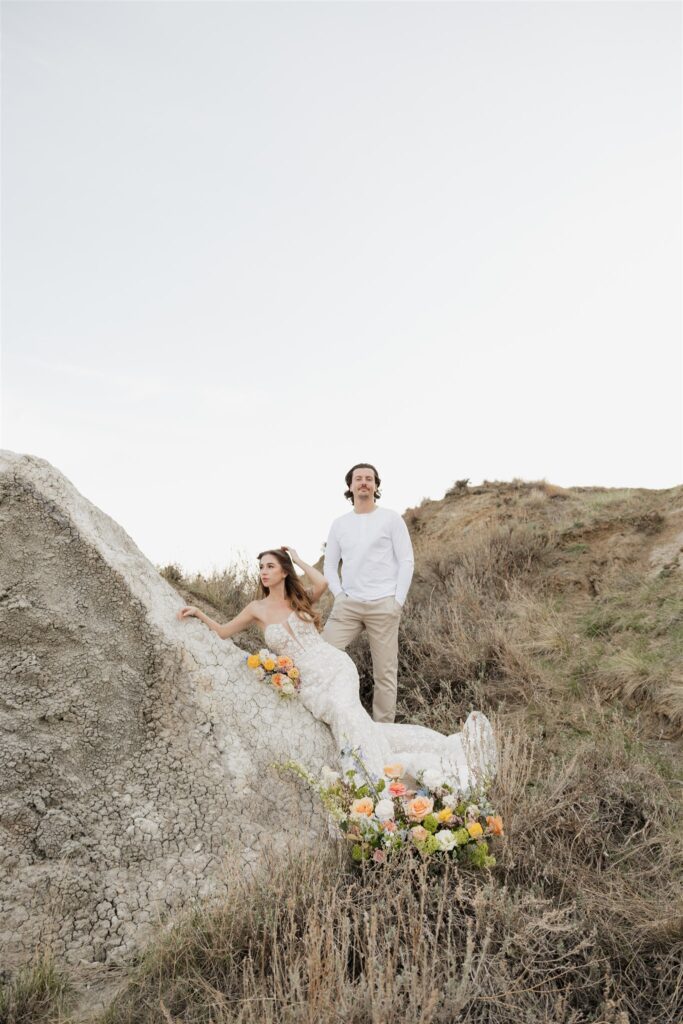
(321, 766, 341, 788)
(435, 829, 457, 852)
(374, 799, 395, 821)
(422, 769, 445, 791)
(281, 682, 295, 695)
(442, 793, 458, 810)
(254, 667, 266, 681)
(259, 649, 270, 660)
(466, 804, 480, 820)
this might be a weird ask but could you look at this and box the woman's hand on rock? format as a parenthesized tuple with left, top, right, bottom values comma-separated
(177, 606, 200, 621)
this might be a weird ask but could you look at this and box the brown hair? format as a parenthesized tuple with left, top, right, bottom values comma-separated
(344, 463, 381, 504)
(256, 549, 322, 631)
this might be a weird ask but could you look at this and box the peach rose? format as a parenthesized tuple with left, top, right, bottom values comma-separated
(486, 815, 504, 836)
(350, 797, 374, 817)
(383, 763, 404, 778)
(271, 673, 284, 688)
(466, 821, 484, 839)
(410, 826, 429, 843)
(388, 781, 408, 798)
(287, 668, 300, 680)
(406, 796, 434, 822)
(277, 656, 293, 670)
(382, 820, 397, 832)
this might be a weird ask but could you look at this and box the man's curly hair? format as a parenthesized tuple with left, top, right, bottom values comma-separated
(344, 463, 382, 504)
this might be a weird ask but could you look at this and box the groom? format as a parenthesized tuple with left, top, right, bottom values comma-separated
(322, 463, 414, 723)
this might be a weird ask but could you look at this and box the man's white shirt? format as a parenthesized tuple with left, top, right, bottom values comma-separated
(323, 507, 415, 605)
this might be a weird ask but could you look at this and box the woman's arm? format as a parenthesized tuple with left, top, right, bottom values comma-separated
(177, 601, 258, 639)
(283, 546, 329, 603)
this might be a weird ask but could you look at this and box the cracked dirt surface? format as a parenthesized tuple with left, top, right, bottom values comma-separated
(0, 451, 336, 973)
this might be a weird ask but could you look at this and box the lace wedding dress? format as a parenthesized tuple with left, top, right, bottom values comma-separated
(264, 611, 497, 792)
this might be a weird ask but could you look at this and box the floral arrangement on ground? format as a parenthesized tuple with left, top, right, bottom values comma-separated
(284, 747, 503, 867)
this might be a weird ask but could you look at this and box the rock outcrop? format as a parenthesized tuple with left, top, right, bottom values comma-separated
(0, 452, 336, 970)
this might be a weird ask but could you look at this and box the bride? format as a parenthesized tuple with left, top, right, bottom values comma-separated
(177, 547, 497, 792)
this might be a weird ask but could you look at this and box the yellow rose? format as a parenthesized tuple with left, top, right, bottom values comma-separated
(467, 822, 484, 839)
(437, 808, 453, 823)
(350, 798, 374, 817)
(263, 658, 276, 671)
(288, 668, 300, 680)
(247, 654, 261, 669)
(406, 796, 434, 822)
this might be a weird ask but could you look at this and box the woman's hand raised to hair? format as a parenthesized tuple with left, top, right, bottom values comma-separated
(281, 546, 300, 565)
(177, 606, 201, 621)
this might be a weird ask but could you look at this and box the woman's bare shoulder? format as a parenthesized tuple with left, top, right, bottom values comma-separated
(249, 599, 268, 622)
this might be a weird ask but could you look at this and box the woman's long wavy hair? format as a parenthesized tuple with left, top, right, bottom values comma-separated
(256, 549, 322, 631)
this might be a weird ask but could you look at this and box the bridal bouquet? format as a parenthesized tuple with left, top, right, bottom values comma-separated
(285, 749, 502, 868)
(245, 649, 301, 699)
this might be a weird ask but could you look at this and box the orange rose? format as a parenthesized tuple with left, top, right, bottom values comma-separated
(383, 763, 404, 778)
(277, 656, 293, 670)
(388, 781, 408, 798)
(466, 821, 484, 839)
(406, 796, 434, 822)
(350, 798, 374, 817)
(486, 815, 504, 836)
(271, 673, 284, 688)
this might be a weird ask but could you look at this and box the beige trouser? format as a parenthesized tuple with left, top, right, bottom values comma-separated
(322, 594, 402, 723)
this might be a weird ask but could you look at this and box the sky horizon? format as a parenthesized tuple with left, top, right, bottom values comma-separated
(2, 1, 681, 574)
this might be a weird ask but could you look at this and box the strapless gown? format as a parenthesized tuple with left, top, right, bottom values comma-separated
(264, 611, 497, 792)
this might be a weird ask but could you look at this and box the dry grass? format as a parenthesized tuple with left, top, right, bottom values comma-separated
(161, 560, 263, 651)
(574, 569, 683, 735)
(348, 523, 565, 724)
(10, 481, 679, 1022)
(0, 952, 71, 1024)
(84, 712, 682, 1024)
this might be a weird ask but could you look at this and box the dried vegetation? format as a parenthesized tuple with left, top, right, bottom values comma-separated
(4, 480, 681, 1023)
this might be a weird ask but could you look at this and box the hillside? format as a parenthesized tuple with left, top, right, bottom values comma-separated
(3, 475, 681, 1024)
(395, 479, 683, 738)
(0, 452, 335, 989)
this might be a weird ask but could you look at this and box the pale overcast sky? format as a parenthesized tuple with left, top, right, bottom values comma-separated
(2, 1, 681, 574)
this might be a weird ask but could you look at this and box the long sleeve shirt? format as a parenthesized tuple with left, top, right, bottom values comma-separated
(323, 507, 415, 605)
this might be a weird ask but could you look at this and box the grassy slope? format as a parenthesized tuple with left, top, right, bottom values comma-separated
(397, 480, 683, 739)
(4, 481, 681, 1024)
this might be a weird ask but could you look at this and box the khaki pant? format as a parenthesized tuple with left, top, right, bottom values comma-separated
(322, 594, 402, 723)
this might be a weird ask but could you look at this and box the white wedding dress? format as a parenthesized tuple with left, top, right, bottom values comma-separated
(264, 611, 497, 792)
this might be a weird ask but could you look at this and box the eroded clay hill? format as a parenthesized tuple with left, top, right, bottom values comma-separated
(0, 452, 336, 971)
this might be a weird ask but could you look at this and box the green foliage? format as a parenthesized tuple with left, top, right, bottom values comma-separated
(466, 841, 496, 869)
(454, 827, 470, 846)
